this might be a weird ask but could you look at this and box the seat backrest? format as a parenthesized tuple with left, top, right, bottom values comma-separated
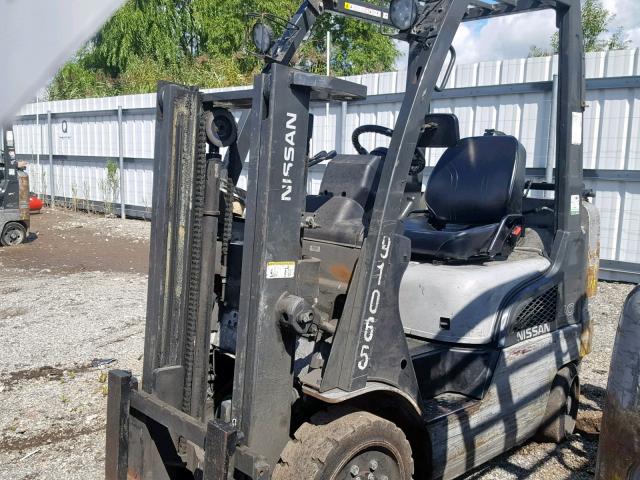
(426, 136, 526, 225)
(418, 113, 460, 148)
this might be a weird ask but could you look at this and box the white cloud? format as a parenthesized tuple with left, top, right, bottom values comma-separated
(601, 0, 640, 47)
(394, 10, 556, 69)
(394, 1, 638, 70)
(452, 10, 556, 64)
(455, 0, 640, 62)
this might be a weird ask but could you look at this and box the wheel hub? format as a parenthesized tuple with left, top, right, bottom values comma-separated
(340, 449, 400, 480)
(2, 227, 24, 246)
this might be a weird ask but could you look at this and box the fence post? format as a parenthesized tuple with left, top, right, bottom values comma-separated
(36, 96, 40, 198)
(340, 101, 348, 152)
(118, 105, 125, 219)
(545, 74, 559, 191)
(47, 110, 54, 209)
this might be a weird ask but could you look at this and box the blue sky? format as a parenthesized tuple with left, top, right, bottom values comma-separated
(396, 0, 638, 67)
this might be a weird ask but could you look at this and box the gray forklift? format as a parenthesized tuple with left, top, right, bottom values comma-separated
(0, 125, 30, 246)
(106, 1, 600, 478)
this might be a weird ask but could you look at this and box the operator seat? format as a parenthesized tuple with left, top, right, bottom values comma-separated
(404, 135, 526, 261)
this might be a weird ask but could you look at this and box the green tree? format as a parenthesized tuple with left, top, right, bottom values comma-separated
(49, 0, 398, 99)
(48, 60, 117, 100)
(529, 0, 630, 57)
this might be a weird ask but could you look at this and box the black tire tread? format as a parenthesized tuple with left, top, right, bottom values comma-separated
(536, 364, 578, 443)
(1, 221, 26, 246)
(272, 407, 414, 480)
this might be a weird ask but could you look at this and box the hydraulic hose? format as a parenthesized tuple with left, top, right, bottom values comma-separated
(351, 125, 394, 154)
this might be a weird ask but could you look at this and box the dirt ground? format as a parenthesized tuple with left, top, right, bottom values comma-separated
(0, 208, 636, 480)
(0, 209, 150, 275)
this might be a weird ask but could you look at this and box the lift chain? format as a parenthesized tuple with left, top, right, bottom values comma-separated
(182, 112, 209, 416)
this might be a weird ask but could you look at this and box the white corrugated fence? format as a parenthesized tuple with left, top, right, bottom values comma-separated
(11, 49, 640, 281)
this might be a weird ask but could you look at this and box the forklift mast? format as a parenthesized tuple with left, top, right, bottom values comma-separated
(106, 1, 588, 479)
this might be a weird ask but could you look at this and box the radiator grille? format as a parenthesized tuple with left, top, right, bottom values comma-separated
(512, 287, 558, 332)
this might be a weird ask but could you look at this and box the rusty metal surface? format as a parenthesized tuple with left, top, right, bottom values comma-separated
(584, 200, 600, 299)
(596, 286, 640, 480)
(129, 389, 207, 448)
(203, 420, 238, 480)
(105, 370, 134, 480)
(17, 170, 29, 223)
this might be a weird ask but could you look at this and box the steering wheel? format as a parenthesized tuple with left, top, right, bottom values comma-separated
(351, 124, 425, 175)
(351, 124, 393, 155)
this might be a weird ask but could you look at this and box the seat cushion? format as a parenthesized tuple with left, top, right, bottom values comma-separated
(404, 216, 500, 260)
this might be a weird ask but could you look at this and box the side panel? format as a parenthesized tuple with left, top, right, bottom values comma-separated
(1, 167, 19, 210)
(4, 179, 19, 210)
(428, 325, 581, 480)
(0, 210, 21, 229)
(400, 258, 550, 344)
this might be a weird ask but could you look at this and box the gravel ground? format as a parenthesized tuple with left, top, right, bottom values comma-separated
(49, 211, 150, 242)
(0, 209, 636, 480)
(0, 210, 148, 480)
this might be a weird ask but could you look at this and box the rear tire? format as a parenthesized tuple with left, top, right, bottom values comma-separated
(1, 222, 26, 246)
(272, 407, 414, 480)
(536, 365, 579, 443)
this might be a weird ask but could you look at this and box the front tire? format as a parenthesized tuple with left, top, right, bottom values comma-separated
(1, 222, 26, 246)
(272, 407, 414, 480)
(536, 365, 579, 443)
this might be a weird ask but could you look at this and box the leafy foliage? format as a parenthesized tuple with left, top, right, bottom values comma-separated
(529, 0, 630, 57)
(49, 0, 398, 99)
(101, 158, 120, 216)
(47, 59, 117, 100)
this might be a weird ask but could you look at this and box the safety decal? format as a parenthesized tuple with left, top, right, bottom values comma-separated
(571, 112, 583, 146)
(266, 261, 296, 279)
(344, 2, 389, 20)
(570, 194, 580, 215)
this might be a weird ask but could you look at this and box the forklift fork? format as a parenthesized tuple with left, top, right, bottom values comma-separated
(105, 370, 237, 480)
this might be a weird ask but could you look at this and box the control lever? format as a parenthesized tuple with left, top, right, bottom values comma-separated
(308, 149, 337, 168)
(523, 206, 555, 215)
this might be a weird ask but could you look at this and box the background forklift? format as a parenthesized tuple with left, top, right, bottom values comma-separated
(0, 125, 30, 246)
(595, 286, 640, 480)
(106, 0, 600, 478)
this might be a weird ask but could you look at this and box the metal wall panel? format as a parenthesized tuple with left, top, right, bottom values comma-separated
(11, 49, 640, 280)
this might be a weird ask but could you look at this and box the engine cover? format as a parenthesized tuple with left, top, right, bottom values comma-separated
(399, 256, 551, 344)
